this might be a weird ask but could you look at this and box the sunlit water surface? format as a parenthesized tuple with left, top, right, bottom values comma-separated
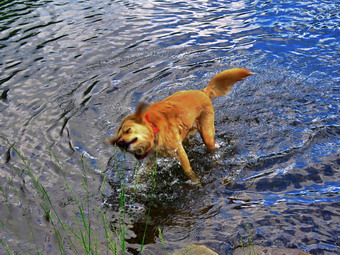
(0, 0, 339, 254)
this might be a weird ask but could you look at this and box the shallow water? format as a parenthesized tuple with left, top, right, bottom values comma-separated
(0, 0, 339, 254)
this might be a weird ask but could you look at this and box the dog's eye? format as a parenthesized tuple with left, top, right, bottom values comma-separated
(125, 128, 131, 134)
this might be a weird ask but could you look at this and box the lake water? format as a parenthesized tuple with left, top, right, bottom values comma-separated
(0, 0, 339, 254)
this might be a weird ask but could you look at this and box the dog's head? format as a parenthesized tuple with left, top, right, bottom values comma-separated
(105, 102, 157, 160)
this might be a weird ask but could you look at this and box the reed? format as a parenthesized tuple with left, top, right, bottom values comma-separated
(158, 227, 169, 255)
(4, 137, 78, 254)
(0, 136, 165, 255)
(239, 221, 257, 255)
(139, 155, 158, 254)
(0, 136, 163, 254)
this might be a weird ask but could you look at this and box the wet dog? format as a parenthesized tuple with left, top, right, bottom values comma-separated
(106, 68, 252, 182)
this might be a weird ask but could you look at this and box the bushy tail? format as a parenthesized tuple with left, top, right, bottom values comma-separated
(203, 68, 253, 99)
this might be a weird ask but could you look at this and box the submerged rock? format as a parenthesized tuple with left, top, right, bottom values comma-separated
(172, 244, 218, 255)
(233, 245, 311, 255)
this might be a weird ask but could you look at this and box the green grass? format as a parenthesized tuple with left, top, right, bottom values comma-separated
(0, 136, 165, 255)
(239, 221, 257, 255)
(158, 227, 169, 255)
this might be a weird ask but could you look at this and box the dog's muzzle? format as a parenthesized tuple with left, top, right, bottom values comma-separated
(116, 138, 137, 151)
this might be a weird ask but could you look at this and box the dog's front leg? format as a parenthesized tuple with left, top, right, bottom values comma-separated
(176, 144, 199, 183)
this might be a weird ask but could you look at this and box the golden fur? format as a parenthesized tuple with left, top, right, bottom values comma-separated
(106, 68, 252, 182)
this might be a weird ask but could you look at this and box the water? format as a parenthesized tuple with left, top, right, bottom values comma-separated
(0, 0, 339, 254)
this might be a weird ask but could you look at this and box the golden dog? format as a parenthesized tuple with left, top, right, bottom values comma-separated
(106, 68, 252, 182)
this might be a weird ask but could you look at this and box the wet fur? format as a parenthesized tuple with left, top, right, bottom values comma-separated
(106, 68, 252, 182)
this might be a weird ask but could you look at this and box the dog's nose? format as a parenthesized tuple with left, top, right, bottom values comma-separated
(117, 139, 128, 149)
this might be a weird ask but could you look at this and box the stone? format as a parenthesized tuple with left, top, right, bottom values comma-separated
(172, 244, 218, 255)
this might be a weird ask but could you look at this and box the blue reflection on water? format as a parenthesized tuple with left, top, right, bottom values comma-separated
(0, 0, 339, 254)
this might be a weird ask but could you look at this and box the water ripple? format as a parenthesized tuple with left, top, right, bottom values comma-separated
(0, 0, 339, 254)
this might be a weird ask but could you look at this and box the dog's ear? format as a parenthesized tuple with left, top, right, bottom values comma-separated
(134, 101, 149, 122)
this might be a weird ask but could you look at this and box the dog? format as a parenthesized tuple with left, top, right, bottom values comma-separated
(106, 68, 252, 183)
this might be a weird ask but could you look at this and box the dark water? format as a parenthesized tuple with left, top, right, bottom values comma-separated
(0, 0, 339, 254)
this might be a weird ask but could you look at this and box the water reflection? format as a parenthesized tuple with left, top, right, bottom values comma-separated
(0, 0, 339, 254)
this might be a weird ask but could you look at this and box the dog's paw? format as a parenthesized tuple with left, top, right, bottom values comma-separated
(185, 179, 202, 188)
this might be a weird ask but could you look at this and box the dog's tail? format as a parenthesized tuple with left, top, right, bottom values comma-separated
(203, 68, 253, 99)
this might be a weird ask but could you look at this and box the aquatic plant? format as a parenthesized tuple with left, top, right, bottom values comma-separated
(238, 221, 257, 255)
(0, 136, 162, 254)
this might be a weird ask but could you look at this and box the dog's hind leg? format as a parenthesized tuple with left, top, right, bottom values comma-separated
(197, 107, 216, 153)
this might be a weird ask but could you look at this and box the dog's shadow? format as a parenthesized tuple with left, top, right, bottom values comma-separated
(102, 135, 239, 250)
